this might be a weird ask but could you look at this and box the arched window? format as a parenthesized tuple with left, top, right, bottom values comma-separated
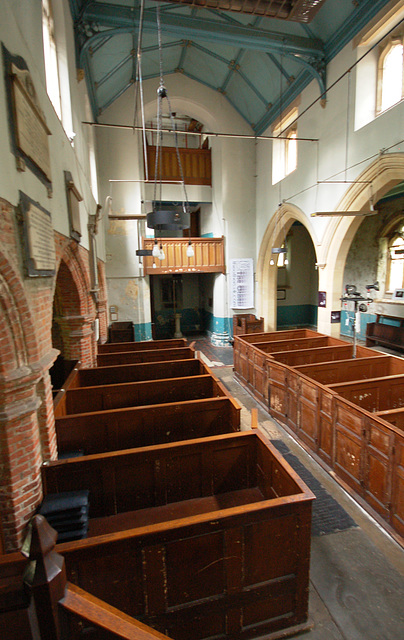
(377, 38, 404, 114)
(387, 228, 404, 291)
(286, 130, 297, 177)
(42, 0, 61, 119)
(272, 107, 298, 184)
(42, 0, 74, 141)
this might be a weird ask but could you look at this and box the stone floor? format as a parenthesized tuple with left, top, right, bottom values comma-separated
(187, 335, 404, 640)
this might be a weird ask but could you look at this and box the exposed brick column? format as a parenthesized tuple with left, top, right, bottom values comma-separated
(97, 259, 108, 344)
(0, 367, 42, 551)
(53, 314, 96, 367)
(35, 354, 59, 462)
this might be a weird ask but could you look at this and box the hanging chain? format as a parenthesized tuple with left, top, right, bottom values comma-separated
(153, 3, 189, 216)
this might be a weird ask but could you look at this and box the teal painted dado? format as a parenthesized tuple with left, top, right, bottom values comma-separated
(340, 310, 377, 342)
(134, 322, 153, 342)
(277, 305, 317, 329)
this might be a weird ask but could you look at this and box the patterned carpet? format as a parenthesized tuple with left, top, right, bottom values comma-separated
(271, 439, 357, 536)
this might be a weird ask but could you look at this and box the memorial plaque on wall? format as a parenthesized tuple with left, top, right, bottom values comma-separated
(2, 45, 52, 193)
(19, 191, 56, 277)
(230, 258, 254, 309)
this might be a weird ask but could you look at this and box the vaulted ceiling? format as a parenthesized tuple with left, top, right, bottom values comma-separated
(69, 0, 392, 134)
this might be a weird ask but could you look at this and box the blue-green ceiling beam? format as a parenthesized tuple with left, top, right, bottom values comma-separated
(96, 51, 132, 88)
(237, 69, 268, 107)
(100, 80, 133, 113)
(219, 16, 262, 95)
(80, 4, 325, 59)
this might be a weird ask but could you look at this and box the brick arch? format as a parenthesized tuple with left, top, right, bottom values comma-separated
(0, 253, 39, 374)
(0, 248, 44, 551)
(53, 235, 97, 366)
(55, 237, 93, 317)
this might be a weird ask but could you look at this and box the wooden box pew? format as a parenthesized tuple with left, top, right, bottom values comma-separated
(53, 358, 210, 419)
(375, 406, 404, 428)
(251, 335, 346, 355)
(98, 338, 187, 354)
(55, 396, 241, 456)
(42, 431, 315, 640)
(328, 374, 404, 413)
(234, 328, 321, 345)
(233, 330, 322, 382)
(269, 344, 377, 367)
(56, 374, 230, 417)
(294, 354, 404, 385)
(97, 346, 195, 367)
(332, 396, 404, 537)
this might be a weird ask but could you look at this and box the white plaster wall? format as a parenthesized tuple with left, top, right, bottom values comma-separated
(256, 31, 404, 334)
(0, 1, 100, 254)
(97, 74, 257, 323)
(256, 44, 404, 251)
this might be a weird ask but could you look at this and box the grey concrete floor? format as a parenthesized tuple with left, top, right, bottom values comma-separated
(203, 357, 404, 640)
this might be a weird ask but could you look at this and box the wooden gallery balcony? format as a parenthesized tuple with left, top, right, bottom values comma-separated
(142, 237, 225, 275)
(146, 145, 211, 185)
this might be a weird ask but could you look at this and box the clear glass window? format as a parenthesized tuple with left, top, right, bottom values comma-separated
(377, 39, 404, 114)
(388, 231, 404, 290)
(42, 0, 61, 119)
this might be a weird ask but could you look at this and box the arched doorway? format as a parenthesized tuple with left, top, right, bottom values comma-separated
(257, 203, 319, 331)
(276, 222, 318, 330)
(317, 153, 404, 337)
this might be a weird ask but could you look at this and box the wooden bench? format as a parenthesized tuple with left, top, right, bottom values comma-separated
(97, 346, 194, 367)
(40, 431, 314, 640)
(232, 313, 264, 336)
(366, 314, 404, 351)
(54, 374, 230, 417)
(98, 338, 187, 354)
(55, 396, 241, 456)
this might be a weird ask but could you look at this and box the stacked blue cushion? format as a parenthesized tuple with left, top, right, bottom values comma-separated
(39, 490, 89, 541)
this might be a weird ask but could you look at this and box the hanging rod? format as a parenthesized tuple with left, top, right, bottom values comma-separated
(82, 121, 318, 142)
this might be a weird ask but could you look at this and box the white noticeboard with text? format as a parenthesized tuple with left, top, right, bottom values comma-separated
(230, 258, 254, 309)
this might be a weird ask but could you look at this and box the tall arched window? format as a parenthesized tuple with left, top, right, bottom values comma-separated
(42, 0, 74, 141)
(377, 38, 404, 114)
(42, 0, 61, 119)
(272, 107, 298, 184)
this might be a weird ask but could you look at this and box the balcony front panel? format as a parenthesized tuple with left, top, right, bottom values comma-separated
(143, 237, 225, 275)
(146, 146, 212, 186)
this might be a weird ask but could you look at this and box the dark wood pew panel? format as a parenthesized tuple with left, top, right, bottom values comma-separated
(56, 375, 225, 417)
(271, 344, 352, 366)
(294, 355, 403, 385)
(329, 374, 404, 412)
(366, 315, 404, 351)
(43, 431, 314, 640)
(98, 338, 187, 354)
(55, 397, 241, 456)
(375, 407, 404, 428)
(252, 335, 345, 354)
(78, 358, 209, 387)
(233, 330, 404, 542)
(234, 328, 321, 344)
(97, 347, 195, 367)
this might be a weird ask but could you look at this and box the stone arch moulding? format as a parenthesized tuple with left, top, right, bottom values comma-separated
(257, 202, 319, 331)
(53, 236, 97, 367)
(317, 152, 404, 336)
